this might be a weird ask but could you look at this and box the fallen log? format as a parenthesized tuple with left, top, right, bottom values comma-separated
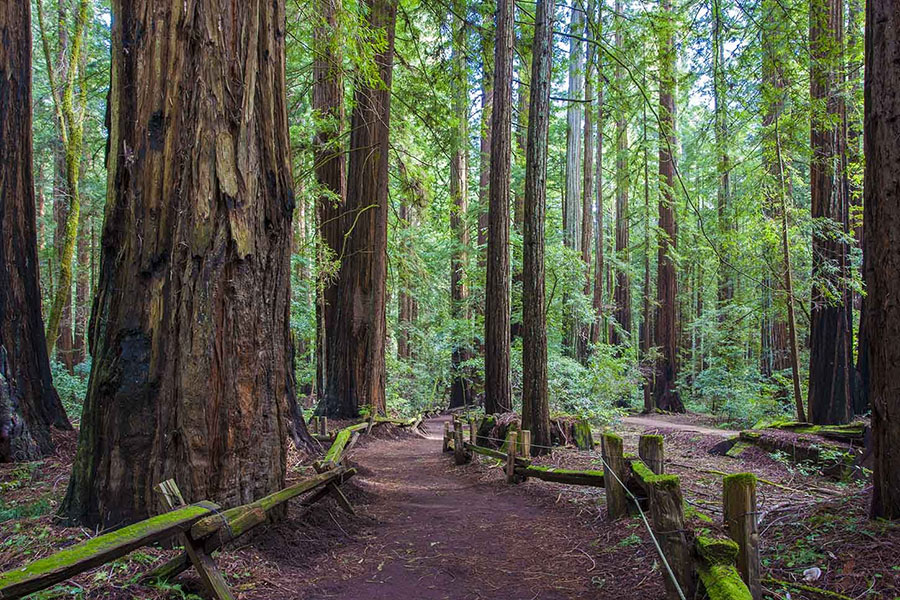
(0, 502, 220, 600)
(514, 465, 605, 487)
(695, 537, 753, 600)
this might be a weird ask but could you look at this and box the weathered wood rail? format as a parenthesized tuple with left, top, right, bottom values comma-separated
(443, 417, 758, 600)
(0, 414, 422, 600)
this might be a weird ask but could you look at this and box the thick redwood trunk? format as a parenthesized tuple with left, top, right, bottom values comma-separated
(324, 0, 397, 418)
(577, 0, 594, 365)
(865, 0, 900, 519)
(808, 0, 853, 425)
(653, 0, 683, 413)
(476, 0, 494, 309)
(73, 205, 89, 365)
(61, 0, 313, 528)
(312, 0, 346, 402)
(522, 0, 555, 456)
(0, 0, 71, 463)
(484, 0, 513, 415)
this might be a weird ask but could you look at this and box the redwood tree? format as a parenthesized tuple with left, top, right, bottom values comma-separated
(522, 0, 555, 455)
(61, 0, 313, 527)
(484, 0, 514, 415)
(808, 0, 853, 425)
(653, 0, 683, 413)
(611, 0, 631, 345)
(0, 0, 71, 463)
(865, 0, 900, 519)
(313, 0, 347, 401)
(324, 0, 398, 418)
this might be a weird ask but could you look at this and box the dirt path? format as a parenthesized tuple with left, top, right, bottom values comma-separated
(620, 414, 737, 438)
(246, 416, 652, 600)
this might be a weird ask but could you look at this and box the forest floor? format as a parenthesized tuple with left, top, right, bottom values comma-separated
(1, 414, 899, 599)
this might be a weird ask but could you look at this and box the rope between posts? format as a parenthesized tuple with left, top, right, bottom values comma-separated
(451, 424, 688, 600)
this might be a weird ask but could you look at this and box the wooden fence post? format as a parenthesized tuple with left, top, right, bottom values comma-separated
(321, 417, 328, 436)
(639, 434, 665, 474)
(723, 473, 761, 599)
(506, 431, 518, 484)
(601, 433, 628, 520)
(519, 430, 531, 458)
(648, 474, 695, 600)
(443, 421, 451, 452)
(454, 420, 470, 465)
(469, 418, 476, 444)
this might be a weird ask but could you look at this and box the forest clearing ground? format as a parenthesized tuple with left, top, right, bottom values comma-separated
(1, 414, 898, 599)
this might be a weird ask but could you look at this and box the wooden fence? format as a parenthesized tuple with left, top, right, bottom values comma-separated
(0, 414, 422, 600)
(443, 418, 759, 600)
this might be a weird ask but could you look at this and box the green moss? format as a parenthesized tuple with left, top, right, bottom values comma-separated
(725, 442, 752, 458)
(723, 473, 756, 487)
(526, 466, 605, 477)
(631, 460, 679, 489)
(696, 536, 739, 565)
(641, 434, 664, 443)
(684, 504, 715, 524)
(573, 420, 594, 450)
(739, 431, 761, 441)
(697, 564, 753, 600)
(0, 503, 218, 590)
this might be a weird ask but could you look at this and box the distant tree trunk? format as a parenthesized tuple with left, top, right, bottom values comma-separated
(449, 0, 472, 409)
(513, 28, 530, 232)
(712, 0, 734, 317)
(653, 0, 683, 413)
(396, 190, 415, 361)
(591, 41, 605, 346)
(0, 0, 71, 463)
(60, 0, 314, 528)
(476, 0, 494, 308)
(563, 4, 584, 356)
(312, 0, 346, 402)
(577, 0, 594, 364)
(73, 203, 89, 365)
(847, 0, 866, 416)
(484, 0, 513, 415)
(611, 0, 630, 346)
(760, 0, 793, 396)
(642, 71, 653, 413)
(325, 0, 397, 418)
(866, 0, 900, 518)
(52, 0, 73, 373)
(522, 0, 555, 456)
(808, 0, 852, 425)
(40, 0, 88, 365)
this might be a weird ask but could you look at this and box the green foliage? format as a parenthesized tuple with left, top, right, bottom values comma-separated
(50, 360, 89, 422)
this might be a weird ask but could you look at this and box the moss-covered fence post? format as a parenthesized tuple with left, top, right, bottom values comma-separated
(723, 473, 760, 599)
(639, 434, 665, 474)
(648, 474, 695, 599)
(601, 433, 628, 519)
(506, 431, 518, 483)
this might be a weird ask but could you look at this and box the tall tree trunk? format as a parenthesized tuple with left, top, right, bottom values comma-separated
(865, 0, 900, 518)
(642, 70, 653, 413)
(60, 0, 313, 528)
(396, 191, 413, 360)
(611, 0, 631, 346)
(40, 0, 88, 365)
(653, 0, 683, 412)
(449, 0, 472, 409)
(712, 0, 733, 317)
(760, 0, 795, 401)
(72, 203, 89, 365)
(591, 41, 604, 346)
(808, 0, 852, 425)
(325, 0, 397, 418)
(0, 0, 71, 463)
(476, 0, 494, 315)
(484, 0, 513, 415)
(563, 4, 584, 356)
(847, 0, 866, 416)
(577, 0, 594, 364)
(312, 0, 346, 403)
(522, 0, 555, 456)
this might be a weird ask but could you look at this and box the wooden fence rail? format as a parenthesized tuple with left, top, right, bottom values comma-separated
(0, 414, 422, 600)
(443, 417, 757, 600)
